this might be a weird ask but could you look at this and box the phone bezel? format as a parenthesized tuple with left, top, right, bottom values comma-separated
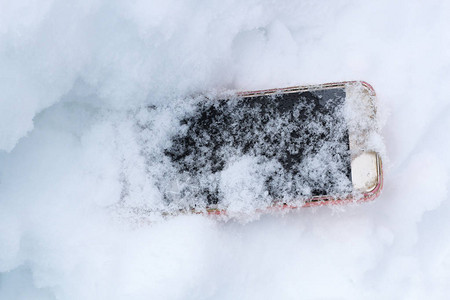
(206, 81, 383, 214)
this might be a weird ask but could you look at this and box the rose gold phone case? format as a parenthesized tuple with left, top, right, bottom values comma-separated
(206, 81, 383, 215)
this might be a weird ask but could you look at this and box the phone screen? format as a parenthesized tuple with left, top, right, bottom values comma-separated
(165, 87, 353, 207)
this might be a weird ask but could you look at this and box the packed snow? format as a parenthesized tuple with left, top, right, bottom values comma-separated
(1, 0, 450, 299)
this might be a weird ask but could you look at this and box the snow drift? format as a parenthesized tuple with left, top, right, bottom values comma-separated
(1, 0, 450, 299)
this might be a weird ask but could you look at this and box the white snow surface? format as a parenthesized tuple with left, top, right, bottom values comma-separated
(1, 0, 450, 299)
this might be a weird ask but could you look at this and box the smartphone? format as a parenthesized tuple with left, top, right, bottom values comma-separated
(164, 81, 383, 213)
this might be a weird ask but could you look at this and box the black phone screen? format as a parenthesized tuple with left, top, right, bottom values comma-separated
(165, 88, 352, 207)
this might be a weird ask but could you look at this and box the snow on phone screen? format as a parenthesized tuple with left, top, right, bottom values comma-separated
(166, 88, 352, 206)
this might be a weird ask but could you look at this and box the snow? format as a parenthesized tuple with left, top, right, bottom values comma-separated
(1, 0, 450, 299)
